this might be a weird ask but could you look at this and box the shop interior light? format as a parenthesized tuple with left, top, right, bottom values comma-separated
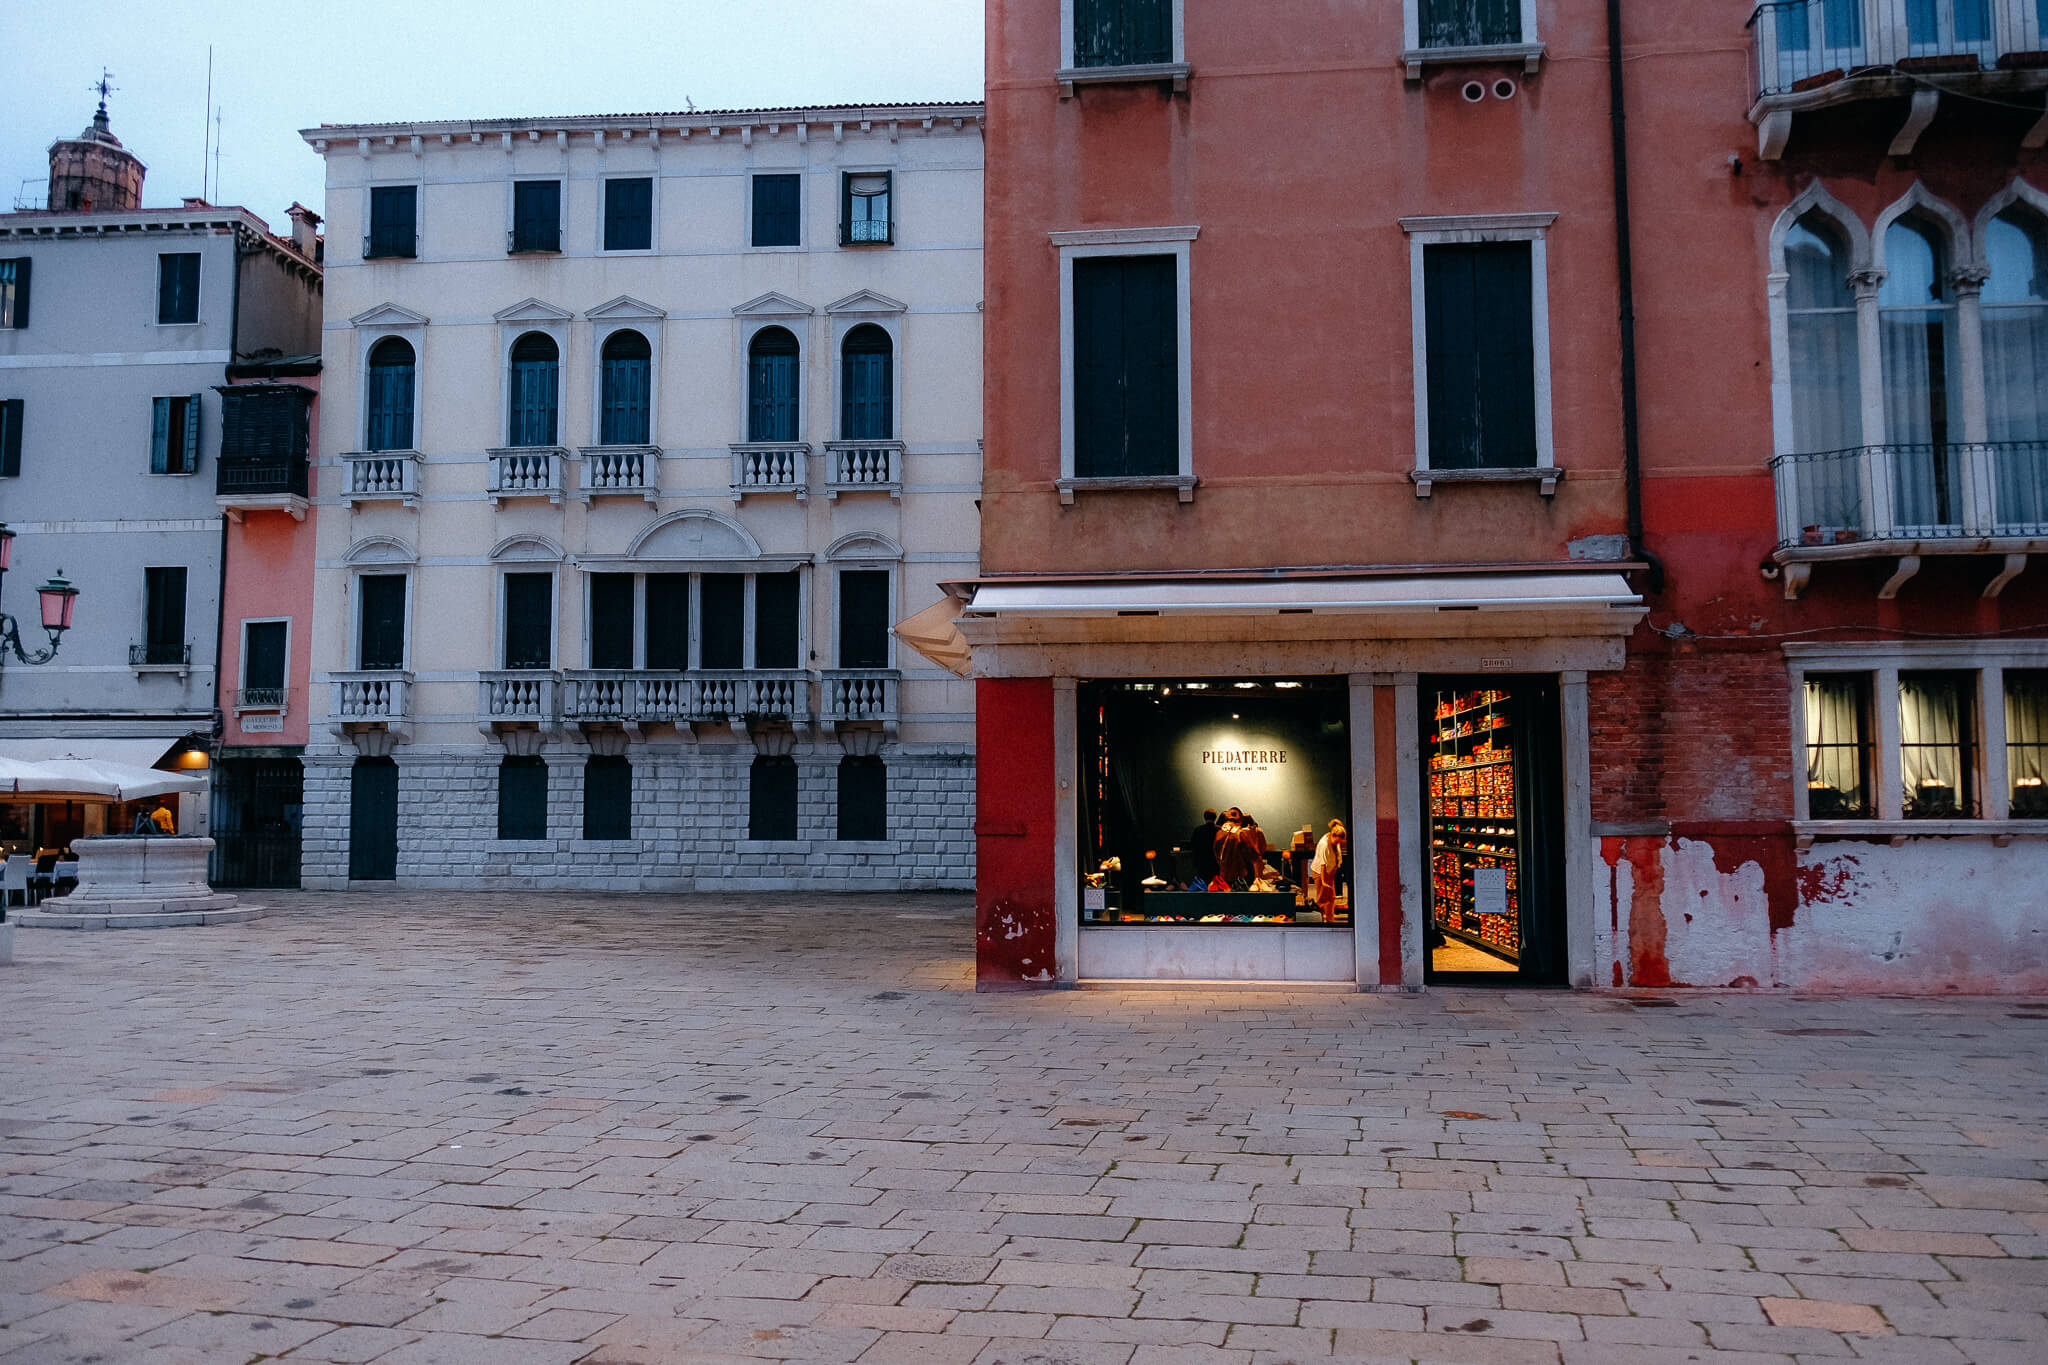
(1183, 682, 1208, 690)
(2019, 777, 2044, 787)
(1274, 681, 1303, 689)
(1234, 682, 1258, 689)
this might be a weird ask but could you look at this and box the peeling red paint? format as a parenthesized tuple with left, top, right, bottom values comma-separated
(1623, 839, 1672, 987)
(1797, 854, 1861, 906)
(1673, 822, 1800, 936)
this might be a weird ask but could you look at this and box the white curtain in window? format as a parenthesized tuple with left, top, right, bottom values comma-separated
(1880, 221, 1959, 528)
(2008, 672, 2048, 813)
(1899, 673, 1969, 816)
(1804, 676, 1866, 815)
(1785, 219, 1863, 533)
(1984, 214, 2048, 529)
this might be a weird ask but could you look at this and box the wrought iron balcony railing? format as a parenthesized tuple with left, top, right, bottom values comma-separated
(1771, 441, 2048, 548)
(130, 641, 191, 668)
(215, 455, 309, 499)
(236, 687, 287, 711)
(1749, 0, 2048, 98)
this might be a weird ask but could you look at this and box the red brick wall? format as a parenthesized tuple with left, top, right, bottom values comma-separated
(1591, 641, 1793, 828)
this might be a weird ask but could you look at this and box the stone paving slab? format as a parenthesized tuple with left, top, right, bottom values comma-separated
(0, 889, 2045, 1364)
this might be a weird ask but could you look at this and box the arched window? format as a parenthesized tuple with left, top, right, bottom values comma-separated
(1985, 211, 2048, 527)
(841, 324, 893, 440)
(599, 329, 651, 445)
(508, 332, 559, 447)
(1880, 220, 1959, 527)
(747, 327, 799, 443)
(365, 337, 415, 451)
(1785, 216, 1861, 456)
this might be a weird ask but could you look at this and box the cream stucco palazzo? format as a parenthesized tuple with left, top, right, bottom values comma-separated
(299, 106, 982, 890)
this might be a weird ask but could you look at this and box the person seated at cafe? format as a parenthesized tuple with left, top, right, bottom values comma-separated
(148, 799, 175, 835)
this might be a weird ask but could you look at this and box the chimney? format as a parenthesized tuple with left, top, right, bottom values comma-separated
(285, 203, 322, 259)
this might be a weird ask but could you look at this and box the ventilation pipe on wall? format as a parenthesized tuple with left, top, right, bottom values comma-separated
(1607, 0, 1663, 594)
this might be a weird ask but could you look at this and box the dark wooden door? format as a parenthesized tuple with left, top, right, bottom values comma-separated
(348, 758, 398, 881)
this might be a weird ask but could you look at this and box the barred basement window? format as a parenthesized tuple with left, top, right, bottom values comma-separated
(749, 755, 798, 840)
(498, 756, 548, 840)
(584, 756, 632, 840)
(837, 755, 886, 841)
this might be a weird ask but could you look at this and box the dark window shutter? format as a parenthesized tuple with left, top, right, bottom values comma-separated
(1074, 0, 1172, 66)
(508, 332, 559, 446)
(748, 328, 800, 442)
(583, 756, 632, 840)
(150, 396, 171, 473)
(840, 172, 853, 246)
(604, 178, 653, 251)
(1073, 256, 1177, 478)
(158, 253, 199, 324)
(589, 573, 636, 670)
(502, 572, 554, 670)
(498, 756, 548, 840)
(838, 570, 891, 668)
(367, 337, 416, 450)
(368, 186, 417, 257)
(1425, 242, 1535, 469)
(1, 257, 29, 328)
(837, 756, 887, 841)
(358, 574, 407, 670)
(699, 574, 745, 670)
(841, 326, 893, 439)
(243, 620, 287, 692)
(182, 393, 202, 473)
(600, 330, 652, 445)
(644, 575, 691, 670)
(145, 566, 187, 660)
(752, 174, 801, 247)
(749, 755, 798, 840)
(0, 399, 21, 477)
(754, 571, 801, 669)
(512, 181, 561, 252)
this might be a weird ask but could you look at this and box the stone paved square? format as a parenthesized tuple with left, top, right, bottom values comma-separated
(3, 891, 2046, 1364)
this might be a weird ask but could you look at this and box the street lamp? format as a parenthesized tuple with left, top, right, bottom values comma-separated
(0, 522, 80, 666)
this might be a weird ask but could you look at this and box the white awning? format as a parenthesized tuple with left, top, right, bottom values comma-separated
(962, 573, 1640, 618)
(0, 738, 180, 768)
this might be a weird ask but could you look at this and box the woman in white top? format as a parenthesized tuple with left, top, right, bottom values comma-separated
(1310, 820, 1347, 916)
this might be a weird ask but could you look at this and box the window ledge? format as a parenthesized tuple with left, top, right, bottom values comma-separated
(486, 839, 557, 852)
(1057, 62, 1192, 97)
(569, 839, 643, 852)
(1793, 818, 2048, 849)
(737, 839, 812, 855)
(1402, 42, 1545, 80)
(231, 704, 287, 718)
(132, 663, 192, 679)
(830, 840, 903, 855)
(1410, 466, 1562, 498)
(1056, 475, 1198, 506)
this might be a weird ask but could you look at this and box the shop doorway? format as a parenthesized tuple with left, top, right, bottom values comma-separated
(1422, 676, 1566, 985)
(211, 756, 304, 888)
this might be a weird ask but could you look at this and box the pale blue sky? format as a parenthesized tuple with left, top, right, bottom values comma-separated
(3, 0, 984, 233)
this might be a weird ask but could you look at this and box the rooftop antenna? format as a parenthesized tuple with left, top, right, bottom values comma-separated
(212, 105, 223, 204)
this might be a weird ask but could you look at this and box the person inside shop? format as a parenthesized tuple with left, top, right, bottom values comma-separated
(1188, 809, 1220, 887)
(1310, 820, 1346, 917)
(1214, 808, 1268, 891)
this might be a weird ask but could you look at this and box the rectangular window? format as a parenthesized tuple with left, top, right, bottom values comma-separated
(498, 756, 548, 840)
(511, 180, 562, 253)
(1073, 0, 1173, 67)
(645, 575, 691, 670)
(754, 571, 801, 670)
(143, 566, 187, 666)
(150, 394, 201, 474)
(1418, 0, 1522, 48)
(0, 398, 21, 477)
(2008, 671, 2048, 818)
(1424, 241, 1537, 469)
(0, 257, 29, 329)
(157, 253, 200, 324)
(752, 174, 801, 248)
(584, 756, 632, 840)
(700, 574, 745, 670)
(502, 572, 554, 670)
(1804, 674, 1872, 818)
(837, 756, 888, 841)
(604, 178, 653, 251)
(838, 570, 891, 669)
(841, 172, 892, 246)
(367, 186, 417, 258)
(589, 574, 636, 670)
(1073, 255, 1178, 478)
(1900, 671, 1976, 818)
(242, 620, 287, 701)
(749, 755, 798, 840)
(358, 574, 407, 670)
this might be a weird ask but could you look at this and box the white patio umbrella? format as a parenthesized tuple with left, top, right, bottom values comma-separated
(0, 757, 204, 803)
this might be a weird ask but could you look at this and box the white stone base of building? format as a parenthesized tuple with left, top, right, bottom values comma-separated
(298, 739, 976, 892)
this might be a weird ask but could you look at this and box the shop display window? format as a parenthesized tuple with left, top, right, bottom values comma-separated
(1077, 677, 1352, 927)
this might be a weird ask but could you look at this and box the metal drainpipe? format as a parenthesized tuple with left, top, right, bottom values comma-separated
(1607, 0, 1663, 594)
(211, 235, 247, 757)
